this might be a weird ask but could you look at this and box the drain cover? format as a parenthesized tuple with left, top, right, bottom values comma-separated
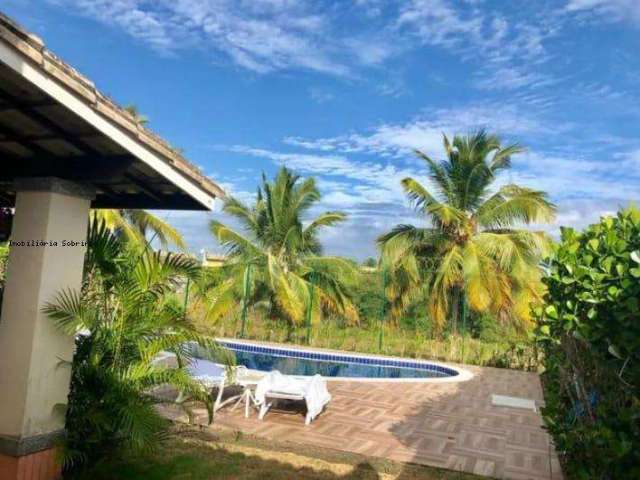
(491, 394, 537, 412)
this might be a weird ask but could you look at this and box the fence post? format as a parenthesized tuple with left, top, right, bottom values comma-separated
(239, 263, 252, 338)
(306, 275, 315, 345)
(379, 268, 387, 352)
(461, 288, 467, 363)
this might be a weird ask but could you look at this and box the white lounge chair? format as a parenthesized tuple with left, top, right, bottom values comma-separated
(189, 359, 265, 416)
(254, 370, 331, 425)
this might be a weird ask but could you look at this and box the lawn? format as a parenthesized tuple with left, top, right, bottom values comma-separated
(68, 426, 481, 480)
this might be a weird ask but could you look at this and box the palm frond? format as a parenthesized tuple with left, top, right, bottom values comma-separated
(222, 196, 259, 235)
(210, 220, 262, 257)
(124, 210, 186, 250)
(414, 149, 453, 202)
(428, 245, 464, 331)
(94, 209, 144, 245)
(42, 289, 95, 335)
(476, 184, 556, 229)
(304, 211, 347, 235)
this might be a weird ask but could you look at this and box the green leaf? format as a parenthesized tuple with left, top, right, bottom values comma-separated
(630, 250, 640, 264)
(630, 267, 640, 278)
(545, 305, 558, 319)
(608, 344, 623, 359)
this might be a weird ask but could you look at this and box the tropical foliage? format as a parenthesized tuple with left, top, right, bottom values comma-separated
(44, 218, 215, 470)
(94, 209, 186, 249)
(207, 167, 359, 326)
(204, 309, 540, 372)
(379, 131, 556, 332)
(535, 208, 640, 479)
(0, 242, 7, 285)
(0, 241, 8, 308)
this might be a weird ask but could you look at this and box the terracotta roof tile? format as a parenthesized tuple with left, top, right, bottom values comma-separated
(0, 11, 225, 200)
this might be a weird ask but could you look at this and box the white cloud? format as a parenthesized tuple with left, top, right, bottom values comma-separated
(474, 66, 558, 91)
(354, 0, 384, 18)
(48, 0, 388, 76)
(397, 1, 558, 92)
(572, 81, 640, 110)
(48, 0, 567, 90)
(309, 88, 335, 104)
(397, 0, 484, 50)
(228, 145, 427, 206)
(376, 75, 406, 97)
(543, 198, 634, 238)
(344, 37, 397, 66)
(284, 103, 559, 159)
(615, 148, 640, 173)
(566, 0, 640, 23)
(508, 151, 639, 201)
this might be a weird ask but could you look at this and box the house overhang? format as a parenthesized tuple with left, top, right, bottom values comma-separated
(0, 12, 224, 211)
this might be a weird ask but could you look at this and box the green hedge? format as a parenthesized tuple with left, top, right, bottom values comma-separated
(535, 208, 640, 479)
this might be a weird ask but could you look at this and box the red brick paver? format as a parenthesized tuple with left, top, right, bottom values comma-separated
(164, 362, 563, 480)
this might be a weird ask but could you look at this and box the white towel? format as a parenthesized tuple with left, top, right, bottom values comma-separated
(303, 374, 331, 422)
(255, 371, 331, 422)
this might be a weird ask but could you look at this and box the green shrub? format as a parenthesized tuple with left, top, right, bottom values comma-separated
(535, 208, 640, 479)
(352, 271, 386, 327)
(46, 221, 216, 471)
(0, 242, 8, 315)
(0, 242, 7, 280)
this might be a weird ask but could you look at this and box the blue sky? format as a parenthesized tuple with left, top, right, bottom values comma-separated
(5, 0, 640, 259)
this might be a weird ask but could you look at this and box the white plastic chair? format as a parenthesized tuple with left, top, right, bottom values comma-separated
(191, 361, 264, 416)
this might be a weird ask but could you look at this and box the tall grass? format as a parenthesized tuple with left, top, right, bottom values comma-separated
(194, 313, 540, 371)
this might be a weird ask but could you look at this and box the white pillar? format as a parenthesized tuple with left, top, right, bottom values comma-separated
(0, 178, 93, 475)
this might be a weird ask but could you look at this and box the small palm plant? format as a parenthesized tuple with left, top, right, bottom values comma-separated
(379, 131, 556, 332)
(44, 219, 215, 470)
(124, 104, 149, 126)
(206, 167, 359, 328)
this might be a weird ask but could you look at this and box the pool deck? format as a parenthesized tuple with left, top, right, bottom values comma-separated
(161, 357, 563, 480)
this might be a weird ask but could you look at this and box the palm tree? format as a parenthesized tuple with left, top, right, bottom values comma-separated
(378, 131, 556, 332)
(206, 167, 359, 328)
(44, 220, 218, 470)
(94, 209, 186, 250)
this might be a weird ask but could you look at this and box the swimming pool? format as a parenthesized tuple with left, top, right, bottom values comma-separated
(206, 340, 471, 382)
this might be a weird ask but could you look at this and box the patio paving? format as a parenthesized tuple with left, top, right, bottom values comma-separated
(163, 361, 563, 480)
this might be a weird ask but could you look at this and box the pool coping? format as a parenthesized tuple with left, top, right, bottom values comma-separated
(215, 338, 474, 383)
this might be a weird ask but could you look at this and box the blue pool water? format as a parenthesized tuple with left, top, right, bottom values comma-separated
(214, 342, 457, 379)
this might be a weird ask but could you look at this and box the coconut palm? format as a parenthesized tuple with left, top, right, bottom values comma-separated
(378, 131, 556, 332)
(43, 220, 216, 470)
(206, 167, 359, 327)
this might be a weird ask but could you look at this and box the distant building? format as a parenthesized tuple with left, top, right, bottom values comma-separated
(201, 250, 226, 268)
(359, 266, 378, 274)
